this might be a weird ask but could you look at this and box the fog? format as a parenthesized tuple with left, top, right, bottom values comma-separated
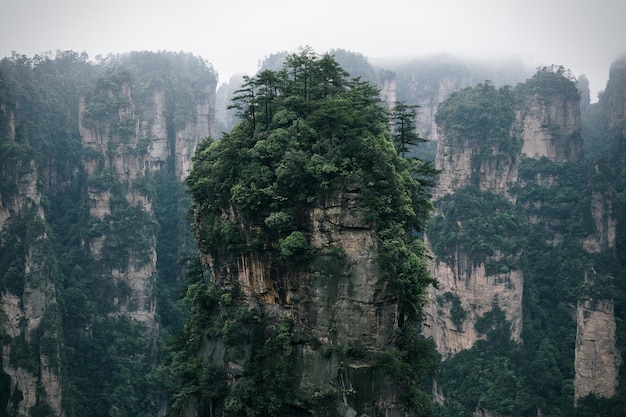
(2, 0, 625, 98)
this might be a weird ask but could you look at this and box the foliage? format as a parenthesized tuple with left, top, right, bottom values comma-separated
(164, 280, 234, 416)
(62, 315, 163, 417)
(390, 101, 425, 158)
(436, 302, 535, 417)
(435, 81, 516, 143)
(188, 47, 436, 270)
(437, 292, 466, 330)
(0, 51, 96, 190)
(513, 157, 594, 237)
(0, 211, 28, 295)
(427, 187, 528, 269)
(515, 65, 580, 100)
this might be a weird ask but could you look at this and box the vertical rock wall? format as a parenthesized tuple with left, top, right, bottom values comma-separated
(425, 75, 581, 359)
(422, 252, 523, 359)
(574, 298, 621, 402)
(517, 94, 582, 162)
(0, 108, 64, 416)
(78, 77, 215, 328)
(572, 58, 626, 402)
(427, 66, 623, 407)
(203, 190, 409, 416)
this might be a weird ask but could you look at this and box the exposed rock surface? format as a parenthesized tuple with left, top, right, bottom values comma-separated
(0, 54, 216, 416)
(78, 77, 215, 328)
(433, 130, 518, 200)
(426, 66, 624, 409)
(422, 253, 523, 359)
(574, 298, 621, 402)
(0, 106, 64, 416)
(203, 190, 408, 417)
(583, 190, 616, 253)
(572, 57, 625, 402)
(517, 94, 582, 162)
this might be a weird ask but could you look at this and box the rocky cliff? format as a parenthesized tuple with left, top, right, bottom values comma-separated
(425, 65, 624, 414)
(572, 57, 626, 404)
(422, 251, 523, 359)
(177, 51, 437, 417)
(0, 104, 64, 415)
(574, 297, 620, 402)
(212, 191, 405, 416)
(0, 51, 217, 417)
(78, 67, 215, 328)
(517, 94, 582, 162)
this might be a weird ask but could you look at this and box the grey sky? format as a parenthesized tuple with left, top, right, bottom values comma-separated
(1, 0, 625, 98)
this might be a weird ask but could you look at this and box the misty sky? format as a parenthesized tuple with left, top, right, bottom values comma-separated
(1, 0, 625, 98)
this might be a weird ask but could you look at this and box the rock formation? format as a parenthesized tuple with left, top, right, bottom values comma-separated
(78, 67, 216, 328)
(572, 57, 626, 403)
(422, 252, 523, 359)
(0, 104, 64, 416)
(0, 51, 217, 417)
(426, 63, 624, 414)
(574, 297, 620, 402)
(180, 52, 436, 416)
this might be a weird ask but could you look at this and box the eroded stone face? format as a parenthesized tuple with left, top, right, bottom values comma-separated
(78, 79, 215, 329)
(0, 161, 64, 417)
(204, 190, 410, 416)
(422, 253, 523, 359)
(574, 299, 621, 402)
(518, 94, 582, 163)
(583, 190, 616, 253)
(426, 74, 622, 408)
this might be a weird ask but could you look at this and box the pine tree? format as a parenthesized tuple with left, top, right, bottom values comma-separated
(390, 101, 425, 158)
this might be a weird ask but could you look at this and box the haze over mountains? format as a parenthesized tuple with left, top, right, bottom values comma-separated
(2, 0, 625, 97)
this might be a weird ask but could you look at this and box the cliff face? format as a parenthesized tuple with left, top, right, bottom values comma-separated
(202, 190, 408, 417)
(574, 297, 621, 402)
(0, 51, 217, 417)
(427, 65, 624, 413)
(518, 94, 582, 162)
(0, 105, 64, 416)
(433, 127, 518, 199)
(571, 58, 626, 403)
(181, 53, 436, 416)
(422, 252, 523, 359)
(78, 72, 216, 328)
(426, 82, 525, 360)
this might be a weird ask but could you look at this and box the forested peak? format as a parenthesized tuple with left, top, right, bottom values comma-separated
(179, 49, 438, 416)
(1, 49, 91, 69)
(608, 55, 626, 78)
(515, 64, 580, 100)
(187, 46, 435, 295)
(225, 47, 385, 137)
(602, 55, 626, 104)
(435, 81, 516, 140)
(256, 47, 389, 88)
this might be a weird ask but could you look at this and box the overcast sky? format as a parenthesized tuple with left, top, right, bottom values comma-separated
(2, 0, 625, 98)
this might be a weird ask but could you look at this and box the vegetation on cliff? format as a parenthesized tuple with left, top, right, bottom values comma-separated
(173, 47, 438, 416)
(428, 65, 626, 417)
(0, 51, 214, 417)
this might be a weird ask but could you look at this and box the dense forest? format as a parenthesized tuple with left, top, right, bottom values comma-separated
(0, 47, 625, 417)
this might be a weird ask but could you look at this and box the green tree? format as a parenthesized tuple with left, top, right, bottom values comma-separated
(390, 101, 425, 158)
